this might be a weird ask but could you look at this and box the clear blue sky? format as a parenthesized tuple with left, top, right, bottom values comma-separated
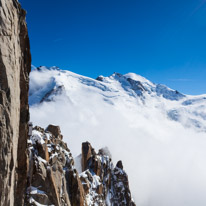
(19, 0, 206, 95)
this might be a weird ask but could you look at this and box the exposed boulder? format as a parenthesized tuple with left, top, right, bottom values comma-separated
(46, 124, 63, 140)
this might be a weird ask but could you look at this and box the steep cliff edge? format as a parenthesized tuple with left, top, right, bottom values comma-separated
(0, 0, 31, 205)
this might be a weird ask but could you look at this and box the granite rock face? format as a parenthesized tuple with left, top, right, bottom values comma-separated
(0, 0, 31, 205)
(27, 126, 135, 206)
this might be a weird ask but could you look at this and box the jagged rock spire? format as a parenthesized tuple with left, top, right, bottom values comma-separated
(26, 126, 136, 205)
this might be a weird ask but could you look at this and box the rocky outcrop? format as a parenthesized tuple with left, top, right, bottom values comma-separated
(112, 161, 136, 206)
(0, 0, 31, 205)
(81, 142, 136, 206)
(26, 125, 85, 206)
(27, 125, 135, 206)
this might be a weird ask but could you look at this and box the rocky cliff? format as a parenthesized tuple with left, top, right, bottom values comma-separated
(0, 0, 31, 205)
(26, 125, 135, 206)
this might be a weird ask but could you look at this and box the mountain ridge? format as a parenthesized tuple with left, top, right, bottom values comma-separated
(30, 65, 206, 101)
(29, 66, 206, 133)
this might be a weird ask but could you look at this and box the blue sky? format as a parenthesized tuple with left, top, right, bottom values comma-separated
(19, 0, 206, 95)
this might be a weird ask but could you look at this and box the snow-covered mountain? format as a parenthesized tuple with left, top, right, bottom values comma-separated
(30, 66, 206, 133)
(29, 66, 206, 206)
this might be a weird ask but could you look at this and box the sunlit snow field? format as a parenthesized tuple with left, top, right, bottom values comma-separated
(30, 67, 206, 206)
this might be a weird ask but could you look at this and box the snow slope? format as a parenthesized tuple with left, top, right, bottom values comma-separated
(29, 66, 206, 206)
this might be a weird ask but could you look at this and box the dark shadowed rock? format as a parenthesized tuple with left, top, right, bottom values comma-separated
(82, 142, 93, 172)
(96, 76, 104, 81)
(116, 160, 124, 170)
